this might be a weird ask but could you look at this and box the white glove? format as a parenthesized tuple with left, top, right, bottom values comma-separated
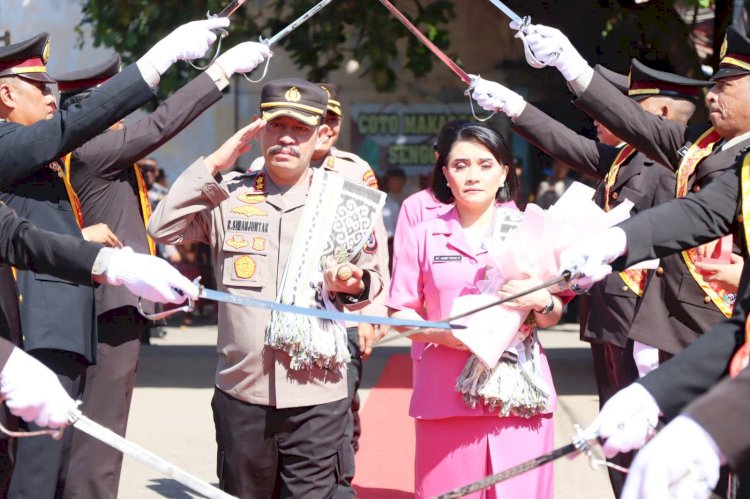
(469, 77, 525, 117)
(559, 227, 627, 291)
(522, 24, 588, 81)
(587, 383, 660, 458)
(621, 416, 723, 499)
(141, 18, 230, 75)
(104, 247, 199, 304)
(0, 348, 77, 428)
(215, 41, 272, 77)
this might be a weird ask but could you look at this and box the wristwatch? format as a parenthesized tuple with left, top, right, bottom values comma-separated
(534, 296, 555, 316)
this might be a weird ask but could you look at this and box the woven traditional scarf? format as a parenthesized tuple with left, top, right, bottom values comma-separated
(265, 168, 385, 372)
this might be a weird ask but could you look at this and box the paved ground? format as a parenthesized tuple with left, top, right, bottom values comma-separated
(117, 323, 615, 498)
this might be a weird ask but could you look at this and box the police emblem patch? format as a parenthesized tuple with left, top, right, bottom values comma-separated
(234, 255, 256, 279)
(363, 170, 378, 189)
(364, 232, 377, 254)
(252, 237, 266, 251)
(284, 86, 301, 102)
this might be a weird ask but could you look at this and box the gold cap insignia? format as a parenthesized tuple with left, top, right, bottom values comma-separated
(42, 39, 50, 65)
(284, 86, 302, 103)
(721, 35, 728, 60)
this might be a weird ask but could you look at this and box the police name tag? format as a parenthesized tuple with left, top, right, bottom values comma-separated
(434, 255, 462, 262)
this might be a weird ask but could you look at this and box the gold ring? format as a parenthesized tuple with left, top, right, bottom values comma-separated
(336, 266, 353, 281)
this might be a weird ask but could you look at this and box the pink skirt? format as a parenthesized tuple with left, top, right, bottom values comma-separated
(415, 414, 554, 499)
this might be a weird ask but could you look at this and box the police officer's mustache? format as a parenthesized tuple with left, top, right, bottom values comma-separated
(268, 145, 301, 157)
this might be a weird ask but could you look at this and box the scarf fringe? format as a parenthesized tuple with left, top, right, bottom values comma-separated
(455, 335, 551, 418)
(266, 311, 351, 371)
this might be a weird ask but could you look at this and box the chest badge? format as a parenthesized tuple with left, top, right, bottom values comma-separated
(234, 255, 257, 279)
(227, 235, 249, 249)
(231, 205, 268, 218)
(252, 237, 266, 251)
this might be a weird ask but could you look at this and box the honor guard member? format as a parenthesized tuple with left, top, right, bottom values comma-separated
(53, 41, 269, 499)
(471, 61, 706, 496)
(521, 25, 748, 366)
(0, 19, 229, 498)
(554, 26, 750, 498)
(148, 79, 384, 498)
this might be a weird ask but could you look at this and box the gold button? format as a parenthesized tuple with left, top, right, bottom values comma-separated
(704, 296, 711, 304)
(656, 267, 664, 276)
(692, 185, 701, 193)
(738, 215, 744, 223)
(611, 191, 619, 200)
(622, 285, 629, 292)
(18, 294, 22, 304)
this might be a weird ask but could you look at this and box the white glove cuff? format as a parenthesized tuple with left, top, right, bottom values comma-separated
(104, 247, 135, 286)
(558, 52, 589, 82)
(631, 382, 660, 423)
(504, 93, 526, 119)
(605, 226, 628, 261)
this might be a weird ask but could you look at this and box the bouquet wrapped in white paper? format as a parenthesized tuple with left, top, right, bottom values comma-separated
(453, 182, 633, 417)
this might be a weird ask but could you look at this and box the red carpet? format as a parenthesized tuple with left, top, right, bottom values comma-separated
(354, 354, 415, 498)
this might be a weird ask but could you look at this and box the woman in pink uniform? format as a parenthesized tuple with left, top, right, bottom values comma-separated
(387, 121, 565, 498)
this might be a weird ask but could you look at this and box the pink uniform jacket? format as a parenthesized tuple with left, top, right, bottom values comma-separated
(387, 207, 557, 420)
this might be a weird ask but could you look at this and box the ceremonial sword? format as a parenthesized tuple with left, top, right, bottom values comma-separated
(435, 426, 601, 498)
(64, 409, 235, 499)
(375, 0, 498, 121)
(482, 0, 552, 68)
(138, 279, 465, 331)
(375, 270, 575, 346)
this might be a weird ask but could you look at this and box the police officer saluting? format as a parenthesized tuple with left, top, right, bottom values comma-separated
(149, 78, 385, 497)
(0, 19, 227, 498)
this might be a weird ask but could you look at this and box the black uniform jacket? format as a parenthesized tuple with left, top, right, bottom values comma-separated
(513, 103, 675, 347)
(612, 166, 749, 468)
(70, 72, 222, 317)
(0, 203, 103, 346)
(0, 63, 155, 362)
(574, 71, 750, 354)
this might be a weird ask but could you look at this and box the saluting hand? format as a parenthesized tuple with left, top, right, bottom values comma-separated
(205, 118, 266, 176)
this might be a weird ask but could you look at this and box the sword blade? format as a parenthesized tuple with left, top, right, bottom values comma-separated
(217, 0, 247, 18)
(435, 442, 580, 498)
(485, 0, 523, 24)
(72, 413, 235, 499)
(198, 287, 462, 330)
(376, 0, 472, 85)
(266, 0, 335, 46)
(375, 272, 572, 345)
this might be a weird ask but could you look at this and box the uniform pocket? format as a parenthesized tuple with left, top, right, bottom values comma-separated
(221, 234, 267, 289)
(676, 270, 722, 311)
